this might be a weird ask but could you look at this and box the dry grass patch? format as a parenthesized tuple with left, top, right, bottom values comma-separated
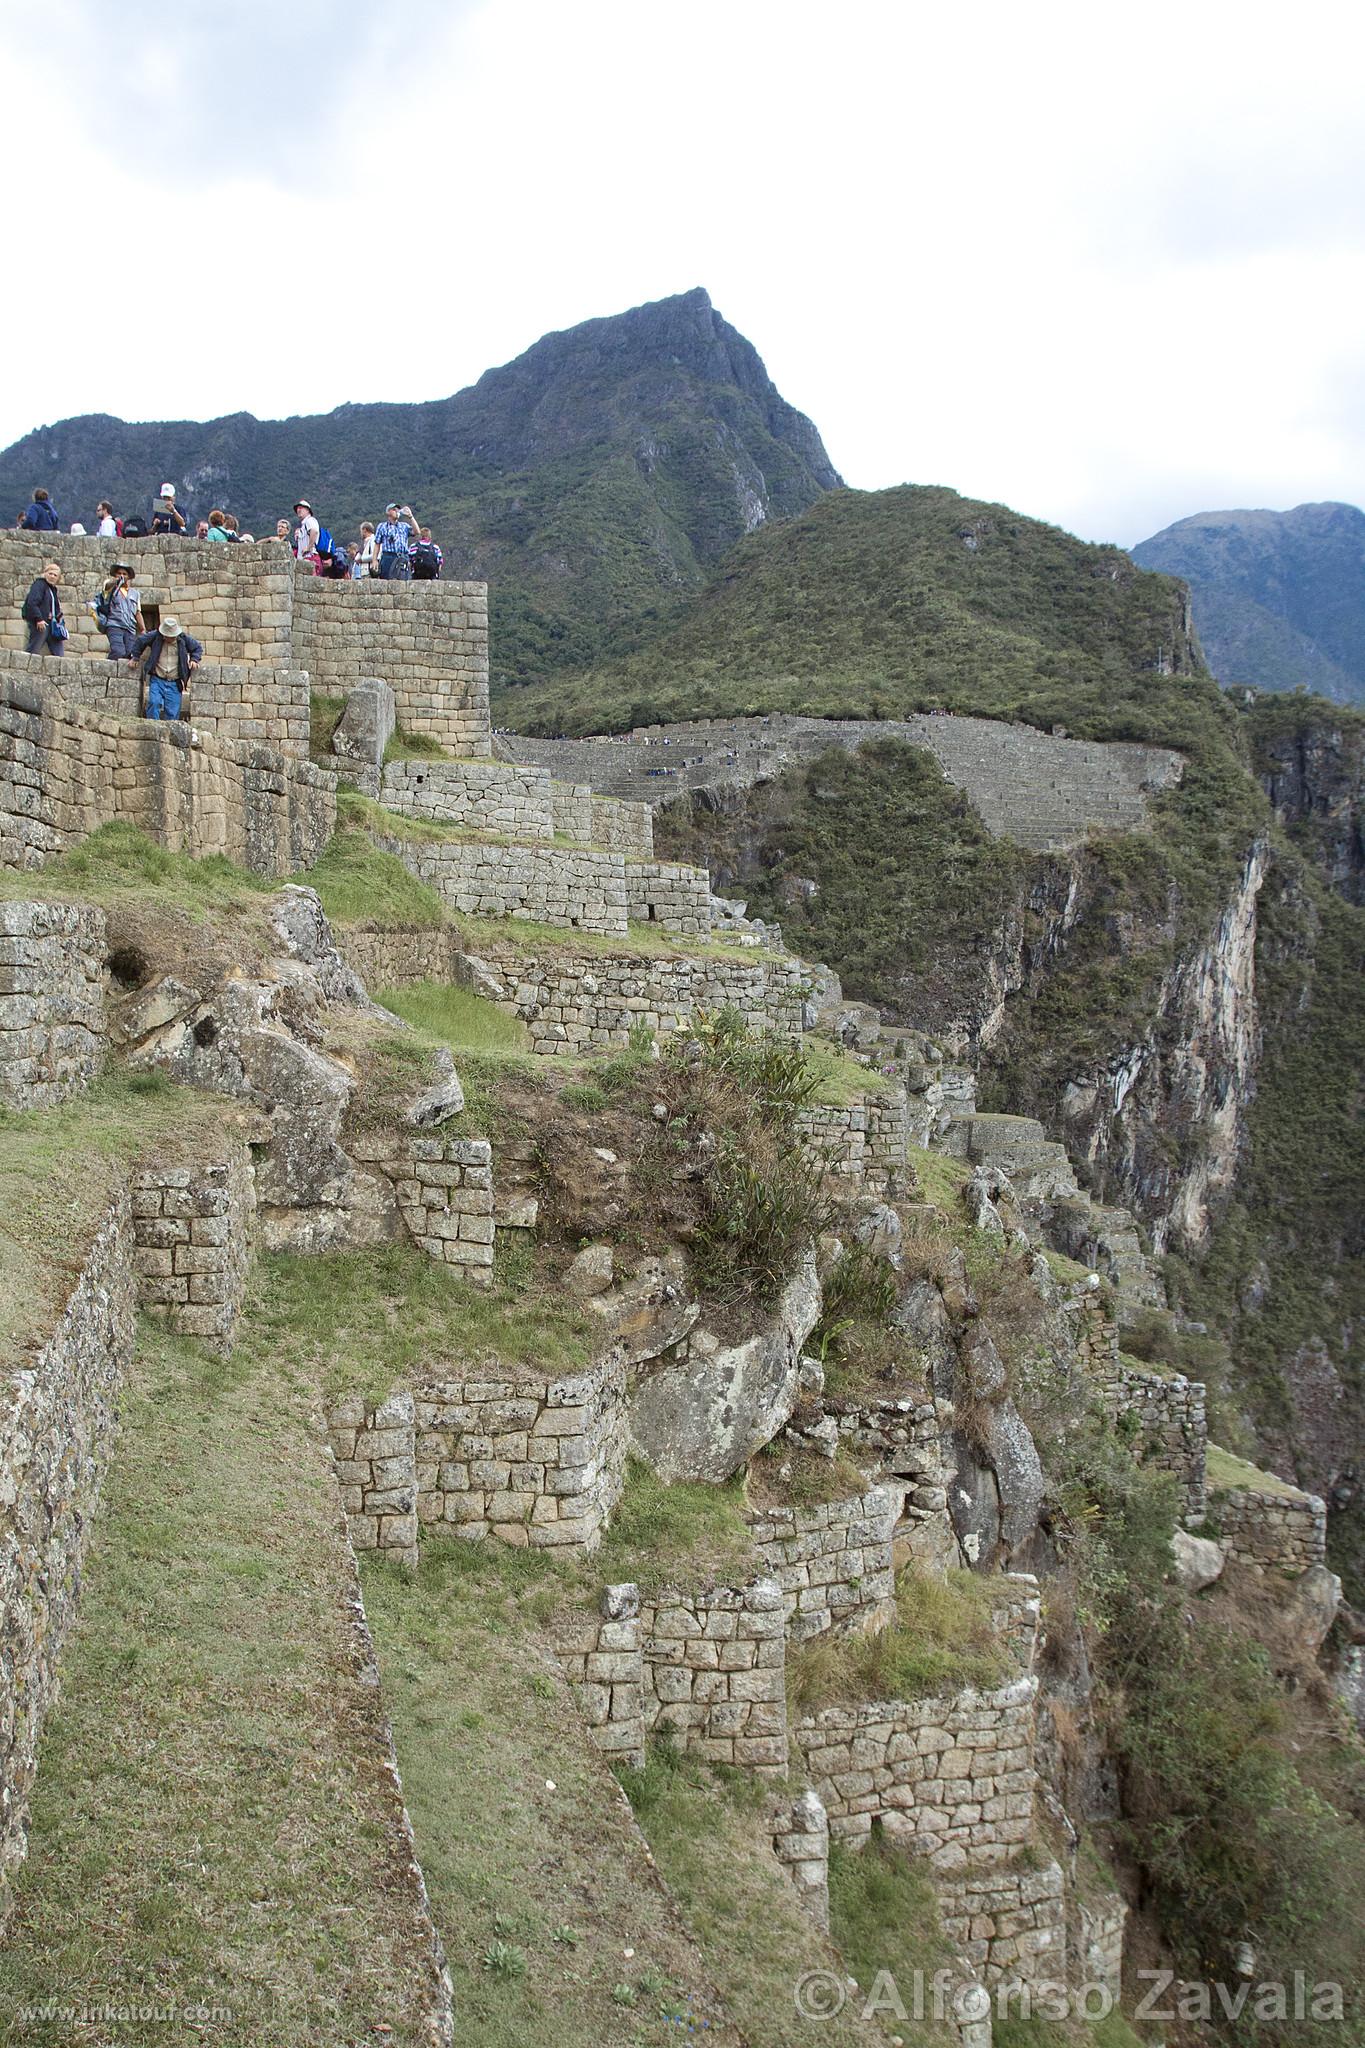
(788, 1566, 1012, 1715)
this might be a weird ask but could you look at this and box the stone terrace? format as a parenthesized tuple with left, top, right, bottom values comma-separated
(500, 711, 1184, 853)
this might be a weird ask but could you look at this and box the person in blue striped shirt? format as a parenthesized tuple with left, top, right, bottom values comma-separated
(375, 503, 419, 580)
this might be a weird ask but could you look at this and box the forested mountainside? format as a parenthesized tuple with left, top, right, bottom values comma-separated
(1132, 501, 1365, 706)
(0, 289, 839, 690)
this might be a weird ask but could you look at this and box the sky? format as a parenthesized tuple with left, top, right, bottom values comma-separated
(5, 0, 1364, 548)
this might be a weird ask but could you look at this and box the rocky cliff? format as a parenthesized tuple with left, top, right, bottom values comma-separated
(1243, 691, 1365, 905)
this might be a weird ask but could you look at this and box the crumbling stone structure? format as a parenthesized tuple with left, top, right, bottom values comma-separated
(1212, 1479, 1328, 1572)
(771, 1786, 830, 1929)
(0, 1193, 137, 1920)
(1102, 1361, 1207, 1520)
(348, 1132, 495, 1283)
(326, 1391, 419, 1569)
(552, 1584, 646, 1768)
(746, 1484, 898, 1642)
(468, 939, 806, 1052)
(936, 1859, 1067, 1990)
(639, 1578, 789, 1777)
(0, 899, 106, 1109)
(797, 1086, 912, 1195)
(130, 1151, 255, 1350)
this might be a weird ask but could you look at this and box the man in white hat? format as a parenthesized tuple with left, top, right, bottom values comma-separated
(150, 484, 186, 536)
(128, 613, 202, 720)
(293, 499, 320, 568)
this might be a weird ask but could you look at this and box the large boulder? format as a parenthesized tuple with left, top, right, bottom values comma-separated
(629, 1248, 822, 1482)
(1172, 1528, 1227, 1592)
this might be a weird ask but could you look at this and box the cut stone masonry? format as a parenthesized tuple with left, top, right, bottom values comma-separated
(0, 899, 106, 1110)
(129, 1151, 255, 1350)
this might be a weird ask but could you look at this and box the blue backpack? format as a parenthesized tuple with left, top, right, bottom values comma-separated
(315, 525, 334, 556)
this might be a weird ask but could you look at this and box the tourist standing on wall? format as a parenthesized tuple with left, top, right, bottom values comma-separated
(293, 500, 321, 569)
(375, 503, 417, 580)
(412, 528, 443, 579)
(95, 502, 118, 537)
(21, 489, 60, 532)
(151, 485, 187, 536)
(129, 615, 202, 720)
(101, 565, 144, 661)
(22, 563, 66, 656)
(352, 522, 379, 578)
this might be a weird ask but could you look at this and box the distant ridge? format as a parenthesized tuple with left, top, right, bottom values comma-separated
(1131, 502, 1365, 706)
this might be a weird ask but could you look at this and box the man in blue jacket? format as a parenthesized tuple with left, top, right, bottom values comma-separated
(20, 488, 60, 531)
(129, 615, 202, 720)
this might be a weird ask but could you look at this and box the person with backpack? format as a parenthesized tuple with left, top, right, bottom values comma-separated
(411, 528, 443, 580)
(317, 534, 351, 578)
(375, 502, 418, 580)
(151, 485, 186, 536)
(96, 564, 144, 660)
(21, 488, 60, 532)
(206, 509, 230, 542)
(128, 615, 202, 720)
(21, 562, 66, 656)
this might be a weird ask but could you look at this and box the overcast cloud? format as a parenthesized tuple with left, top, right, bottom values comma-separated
(6, 0, 1363, 546)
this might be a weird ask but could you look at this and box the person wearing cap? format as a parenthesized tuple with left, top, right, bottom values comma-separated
(22, 562, 66, 656)
(101, 565, 144, 661)
(374, 502, 419, 581)
(129, 614, 202, 720)
(150, 485, 186, 537)
(293, 500, 320, 568)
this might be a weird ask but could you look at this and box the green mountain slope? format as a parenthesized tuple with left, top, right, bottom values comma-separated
(1131, 502, 1365, 705)
(0, 289, 839, 691)
(499, 484, 1204, 733)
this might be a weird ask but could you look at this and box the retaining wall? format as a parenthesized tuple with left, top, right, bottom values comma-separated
(1101, 1361, 1207, 1520)
(797, 1087, 911, 1195)
(472, 939, 807, 1053)
(746, 1485, 897, 1643)
(552, 1585, 646, 1768)
(591, 796, 654, 857)
(0, 648, 311, 760)
(379, 757, 554, 840)
(792, 1673, 1038, 1861)
(624, 859, 712, 937)
(334, 923, 464, 993)
(1212, 1481, 1327, 1572)
(640, 1578, 789, 1777)
(1, 673, 335, 879)
(292, 578, 489, 756)
(327, 1390, 419, 1568)
(378, 833, 628, 935)
(130, 1151, 255, 1349)
(0, 899, 106, 1110)
(414, 1353, 629, 1551)
(937, 1860, 1067, 1989)
(348, 1131, 495, 1284)
(0, 1193, 137, 1919)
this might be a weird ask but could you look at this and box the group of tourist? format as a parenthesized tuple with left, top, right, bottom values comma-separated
(15, 486, 446, 583)
(20, 559, 200, 721)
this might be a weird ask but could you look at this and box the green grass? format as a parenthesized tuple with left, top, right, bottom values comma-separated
(453, 911, 767, 965)
(0, 1069, 233, 1361)
(308, 689, 346, 760)
(788, 1567, 1012, 1715)
(377, 977, 530, 1056)
(803, 1038, 898, 1107)
(906, 1143, 971, 1213)
(619, 1742, 904, 2048)
(362, 1542, 741, 2048)
(235, 1244, 594, 1410)
(825, 1835, 961, 2047)
(299, 824, 446, 928)
(0, 1323, 441, 2046)
(0, 820, 272, 919)
(1205, 1444, 1302, 1498)
(595, 1457, 754, 1595)
(383, 721, 448, 763)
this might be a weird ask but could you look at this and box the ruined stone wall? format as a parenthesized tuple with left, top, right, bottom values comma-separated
(348, 1132, 495, 1284)
(937, 1860, 1067, 1990)
(129, 1152, 255, 1349)
(624, 859, 713, 938)
(792, 1673, 1038, 1858)
(1100, 1361, 1207, 1520)
(1213, 1482, 1327, 1572)
(334, 923, 464, 993)
(639, 1579, 788, 1777)
(797, 1086, 911, 1196)
(746, 1485, 897, 1643)
(772, 1787, 831, 1930)
(378, 833, 628, 934)
(551, 782, 594, 844)
(379, 758, 554, 840)
(0, 534, 294, 667)
(292, 579, 490, 756)
(552, 1585, 646, 1768)
(0, 899, 106, 1109)
(327, 1391, 419, 1568)
(1, 674, 335, 879)
(414, 1354, 628, 1551)
(0, 1192, 137, 1919)
(0, 649, 311, 760)
(592, 796, 654, 857)
(472, 940, 807, 1053)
